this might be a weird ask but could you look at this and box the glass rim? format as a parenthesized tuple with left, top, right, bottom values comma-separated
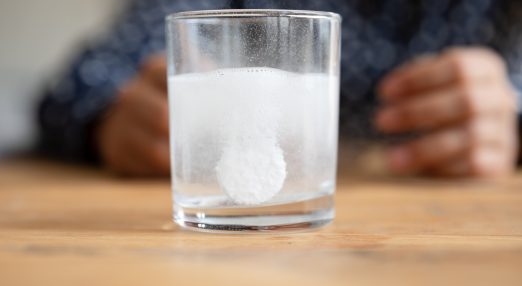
(166, 9, 342, 21)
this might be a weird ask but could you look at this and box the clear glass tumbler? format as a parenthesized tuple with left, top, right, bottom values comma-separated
(166, 9, 341, 232)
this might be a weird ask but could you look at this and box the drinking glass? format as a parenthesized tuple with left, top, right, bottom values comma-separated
(166, 9, 341, 232)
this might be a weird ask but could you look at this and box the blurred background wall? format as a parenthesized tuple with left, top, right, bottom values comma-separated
(0, 0, 125, 155)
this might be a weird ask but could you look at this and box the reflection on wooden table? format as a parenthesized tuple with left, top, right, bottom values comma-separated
(0, 157, 521, 286)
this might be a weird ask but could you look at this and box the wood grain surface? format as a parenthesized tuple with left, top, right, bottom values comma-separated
(0, 158, 521, 286)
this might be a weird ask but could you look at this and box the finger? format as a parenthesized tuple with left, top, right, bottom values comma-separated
(426, 147, 512, 178)
(376, 84, 511, 133)
(140, 54, 167, 91)
(425, 159, 470, 178)
(377, 88, 464, 133)
(110, 122, 170, 176)
(379, 48, 506, 102)
(386, 126, 469, 174)
(126, 126, 170, 176)
(111, 151, 156, 177)
(386, 117, 514, 175)
(100, 128, 152, 177)
(120, 80, 169, 136)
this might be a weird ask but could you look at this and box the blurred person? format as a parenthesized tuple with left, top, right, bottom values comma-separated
(38, 0, 522, 177)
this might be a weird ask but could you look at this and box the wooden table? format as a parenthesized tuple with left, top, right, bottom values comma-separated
(0, 158, 521, 286)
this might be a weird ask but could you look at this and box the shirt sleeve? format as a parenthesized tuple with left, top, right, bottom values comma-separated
(37, 0, 229, 163)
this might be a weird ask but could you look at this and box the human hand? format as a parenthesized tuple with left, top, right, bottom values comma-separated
(96, 54, 170, 176)
(376, 48, 519, 178)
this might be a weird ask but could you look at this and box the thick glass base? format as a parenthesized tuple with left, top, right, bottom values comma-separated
(173, 194, 334, 233)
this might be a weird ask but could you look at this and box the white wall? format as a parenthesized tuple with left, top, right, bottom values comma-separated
(0, 0, 126, 154)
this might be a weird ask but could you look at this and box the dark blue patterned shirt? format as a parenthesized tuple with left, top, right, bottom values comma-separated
(38, 0, 522, 162)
